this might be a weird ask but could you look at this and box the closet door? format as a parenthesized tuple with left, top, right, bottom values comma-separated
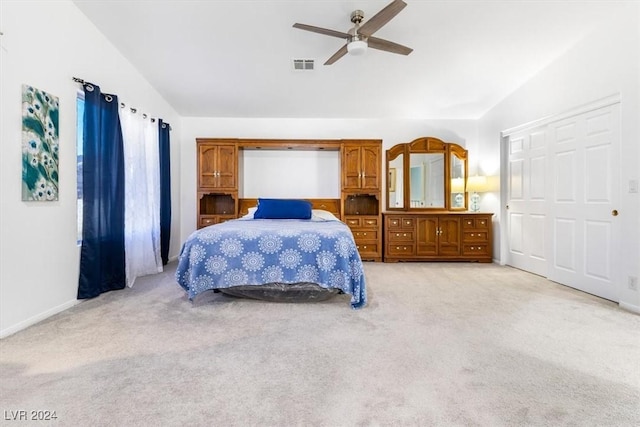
(505, 125, 548, 276)
(547, 104, 620, 301)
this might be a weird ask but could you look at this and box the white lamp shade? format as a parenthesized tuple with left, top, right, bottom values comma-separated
(466, 175, 488, 193)
(347, 40, 367, 56)
(451, 177, 465, 193)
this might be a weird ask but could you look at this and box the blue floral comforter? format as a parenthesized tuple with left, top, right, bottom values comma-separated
(176, 219, 366, 309)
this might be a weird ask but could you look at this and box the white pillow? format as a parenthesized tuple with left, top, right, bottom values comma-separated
(311, 209, 339, 221)
(240, 207, 257, 219)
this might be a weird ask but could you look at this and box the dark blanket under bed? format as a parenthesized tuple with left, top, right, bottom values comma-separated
(219, 282, 341, 302)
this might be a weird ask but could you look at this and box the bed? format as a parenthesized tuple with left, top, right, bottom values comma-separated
(175, 198, 367, 309)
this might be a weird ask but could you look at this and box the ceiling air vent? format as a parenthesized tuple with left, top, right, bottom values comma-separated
(292, 59, 315, 71)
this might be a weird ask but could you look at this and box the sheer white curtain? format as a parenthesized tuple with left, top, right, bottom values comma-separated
(119, 106, 162, 287)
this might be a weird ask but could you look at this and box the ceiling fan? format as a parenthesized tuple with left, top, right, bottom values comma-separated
(293, 0, 413, 65)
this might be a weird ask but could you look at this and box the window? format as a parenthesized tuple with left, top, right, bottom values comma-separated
(76, 91, 84, 244)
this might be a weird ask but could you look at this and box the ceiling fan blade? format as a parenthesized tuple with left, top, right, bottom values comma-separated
(358, 0, 407, 37)
(324, 45, 348, 65)
(293, 23, 349, 39)
(368, 37, 413, 56)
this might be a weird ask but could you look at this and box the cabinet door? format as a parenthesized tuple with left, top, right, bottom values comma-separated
(198, 144, 237, 190)
(416, 217, 438, 256)
(439, 216, 461, 255)
(216, 145, 237, 189)
(198, 144, 219, 188)
(361, 144, 381, 190)
(342, 145, 362, 190)
(416, 216, 461, 256)
(342, 142, 381, 190)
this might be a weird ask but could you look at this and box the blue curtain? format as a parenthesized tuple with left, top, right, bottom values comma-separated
(78, 83, 126, 299)
(158, 120, 171, 265)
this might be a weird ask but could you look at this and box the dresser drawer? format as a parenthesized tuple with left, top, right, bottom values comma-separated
(387, 217, 415, 230)
(462, 244, 490, 256)
(352, 230, 379, 241)
(356, 243, 379, 254)
(462, 231, 489, 242)
(462, 217, 490, 229)
(345, 216, 379, 228)
(388, 230, 414, 242)
(199, 216, 216, 228)
(199, 215, 235, 228)
(387, 244, 415, 256)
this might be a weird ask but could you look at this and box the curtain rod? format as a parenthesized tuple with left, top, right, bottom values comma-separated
(72, 76, 172, 131)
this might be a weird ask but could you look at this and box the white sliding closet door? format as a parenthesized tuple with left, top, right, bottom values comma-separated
(505, 126, 548, 276)
(504, 99, 621, 302)
(547, 104, 621, 301)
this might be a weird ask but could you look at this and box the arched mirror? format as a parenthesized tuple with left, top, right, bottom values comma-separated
(386, 137, 468, 211)
(387, 144, 404, 209)
(449, 144, 468, 211)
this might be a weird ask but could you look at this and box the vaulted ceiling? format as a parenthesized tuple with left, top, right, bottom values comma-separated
(73, 0, 623, 119)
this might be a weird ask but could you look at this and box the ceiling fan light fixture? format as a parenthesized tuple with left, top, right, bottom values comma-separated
(347, 39, 367, 56)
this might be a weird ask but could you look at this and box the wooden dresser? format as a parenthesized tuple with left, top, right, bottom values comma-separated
(383, 212, 493, 262)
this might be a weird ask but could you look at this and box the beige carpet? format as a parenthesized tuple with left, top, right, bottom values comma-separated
(1, 262, 639, 426)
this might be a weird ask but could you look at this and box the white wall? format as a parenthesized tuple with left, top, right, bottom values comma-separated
(180, 118, 478, 238)
(0, 0, 182, 337)
(242, 150, 341, 198)
(477, 4, 640, 311)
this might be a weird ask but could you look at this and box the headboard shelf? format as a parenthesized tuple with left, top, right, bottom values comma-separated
(237, 139, 342, 151)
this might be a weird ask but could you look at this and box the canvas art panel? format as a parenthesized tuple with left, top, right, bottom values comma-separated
(22, 84, 59, 201)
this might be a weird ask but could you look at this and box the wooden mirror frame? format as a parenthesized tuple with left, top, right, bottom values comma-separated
(385, 137, 468, 211)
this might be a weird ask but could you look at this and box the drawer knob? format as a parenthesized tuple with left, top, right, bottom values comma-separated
(366, 221, 373, 225)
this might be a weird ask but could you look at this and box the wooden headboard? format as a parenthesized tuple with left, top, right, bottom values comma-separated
(238, 198, 341, 219)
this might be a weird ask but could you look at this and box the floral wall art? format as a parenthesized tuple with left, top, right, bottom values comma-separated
(22, 84, 59, 201)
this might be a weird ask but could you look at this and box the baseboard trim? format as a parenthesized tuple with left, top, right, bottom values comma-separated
(0, 299, 81, 339)
(619, 301, 640, 315)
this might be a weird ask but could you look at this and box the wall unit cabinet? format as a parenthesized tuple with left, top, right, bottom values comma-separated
(197, 139, 238, 229)
(384, 212, 492, 262)
(198, 141, 237, 190)
(341, 140, 382, 261)
(195, 139, 383, 261)
(198, 193, 237, 228)
(342, 140, 381, 191)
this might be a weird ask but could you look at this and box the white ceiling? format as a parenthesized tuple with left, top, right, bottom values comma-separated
(72, 0, 624, 120)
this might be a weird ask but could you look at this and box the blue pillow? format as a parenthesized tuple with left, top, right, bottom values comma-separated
(253, 198, 312, 219)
